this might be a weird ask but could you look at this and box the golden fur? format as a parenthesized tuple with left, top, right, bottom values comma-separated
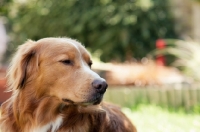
(0, 37, 137, 132)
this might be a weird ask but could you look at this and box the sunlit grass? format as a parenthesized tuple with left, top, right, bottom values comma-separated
(123, 105, 200, 132)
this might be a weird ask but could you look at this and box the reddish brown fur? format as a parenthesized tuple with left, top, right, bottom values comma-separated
(0, 38, 137, 132)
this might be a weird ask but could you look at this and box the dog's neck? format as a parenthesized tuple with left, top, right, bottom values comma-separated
(3, 88, 104, 132)
(2, 89, 63, 131)
(11, 91, 61, 130)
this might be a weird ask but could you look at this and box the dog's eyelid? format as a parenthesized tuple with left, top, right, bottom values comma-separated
(60, 59, 73, 65)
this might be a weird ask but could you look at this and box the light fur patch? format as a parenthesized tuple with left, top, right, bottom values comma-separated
(78, 105, 105, 113)
(32, 116, 63, 132)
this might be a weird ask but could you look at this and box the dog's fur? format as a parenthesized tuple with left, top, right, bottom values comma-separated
(0, 38, 137, 132)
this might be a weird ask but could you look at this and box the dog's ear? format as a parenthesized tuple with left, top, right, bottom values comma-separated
(7, 40, 39, 91)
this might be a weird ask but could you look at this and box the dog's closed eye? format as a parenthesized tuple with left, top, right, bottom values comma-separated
(60, 60, 73, 65)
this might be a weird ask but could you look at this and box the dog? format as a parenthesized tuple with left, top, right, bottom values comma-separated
(0, 37, 137, 132)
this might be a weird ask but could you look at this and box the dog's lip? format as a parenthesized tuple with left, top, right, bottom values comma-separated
(62, 93, 103, 106)
(62, 98, 74, 104)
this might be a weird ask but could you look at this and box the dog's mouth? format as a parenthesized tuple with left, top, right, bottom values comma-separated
(62, 98, 75, 104)
(62, 93, 103, 106)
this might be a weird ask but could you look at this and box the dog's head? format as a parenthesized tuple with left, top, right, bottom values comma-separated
(8, 38, 107, 106)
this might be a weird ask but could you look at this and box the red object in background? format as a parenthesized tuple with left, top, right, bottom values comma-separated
(156, 39, 166, 66)
(0, 68, 11, 104)
(0, 79, 11, 104)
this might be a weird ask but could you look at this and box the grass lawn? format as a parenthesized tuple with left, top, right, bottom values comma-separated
(123, 105, 200, 132)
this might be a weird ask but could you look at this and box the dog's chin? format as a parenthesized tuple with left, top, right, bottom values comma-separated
(81, 96, 103, 106)
(62, 94, 103, 106)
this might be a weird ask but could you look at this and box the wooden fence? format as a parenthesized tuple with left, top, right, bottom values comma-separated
(104, 86, 200, 111)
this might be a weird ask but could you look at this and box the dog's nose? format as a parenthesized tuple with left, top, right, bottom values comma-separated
(92, 79, 108, 94)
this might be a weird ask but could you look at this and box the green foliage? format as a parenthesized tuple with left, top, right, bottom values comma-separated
(0, 0, 12, 16)
(2, 0, 177, 62)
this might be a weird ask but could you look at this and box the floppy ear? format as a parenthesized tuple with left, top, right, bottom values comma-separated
(7, 40, 39, 91)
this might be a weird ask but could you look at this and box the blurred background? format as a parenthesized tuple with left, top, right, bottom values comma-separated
(1, 0, 200, 131)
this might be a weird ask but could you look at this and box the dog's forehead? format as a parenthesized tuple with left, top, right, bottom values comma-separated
(37, 38, 91, 59)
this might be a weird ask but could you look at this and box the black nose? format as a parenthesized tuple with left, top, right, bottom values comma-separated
(92, 79, 108, 94)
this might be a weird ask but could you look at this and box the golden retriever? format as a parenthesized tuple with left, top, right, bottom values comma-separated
(0, 37, 137, 132)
